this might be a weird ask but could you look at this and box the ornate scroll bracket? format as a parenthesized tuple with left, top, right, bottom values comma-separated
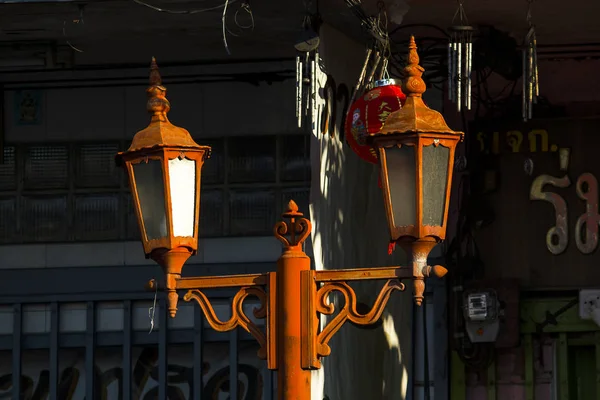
(274, 200, 312, 249)
(301, 267, 411, 369)
(317, 280, 405, 356)
(183, 287, 268, 361)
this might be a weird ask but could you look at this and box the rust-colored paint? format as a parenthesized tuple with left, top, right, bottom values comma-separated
(144, 201, 448, 398)
(273, 200, 313, 399)
(115, 58, 211, 317)
(122, 45, 455, 399)
(366, 36, 461, 305)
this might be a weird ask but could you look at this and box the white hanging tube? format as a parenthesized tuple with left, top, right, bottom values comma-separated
(457, 40, 462, 112)
(448, 42, 453, 101)
(466, 40, 472, 110)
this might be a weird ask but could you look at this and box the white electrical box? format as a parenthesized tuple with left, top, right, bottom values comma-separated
(579, 289, 600, 320)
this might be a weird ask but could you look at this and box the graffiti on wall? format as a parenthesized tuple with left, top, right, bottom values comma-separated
(0, 344, 266, 399)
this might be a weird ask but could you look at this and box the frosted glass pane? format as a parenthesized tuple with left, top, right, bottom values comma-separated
(422, 144, 450, 226)
(168, 158, 196, 237)
(23, 304, 51, 333)
(59, 303, 87, 332)
(133, 160, 167, 240)
(385, 146, 416, 227)
(96, 302, 124, 332)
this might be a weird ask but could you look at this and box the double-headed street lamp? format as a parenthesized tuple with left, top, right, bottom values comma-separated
(115, 36, 463, 399)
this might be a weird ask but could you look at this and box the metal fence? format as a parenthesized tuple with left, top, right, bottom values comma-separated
(0, 291, 275, 400)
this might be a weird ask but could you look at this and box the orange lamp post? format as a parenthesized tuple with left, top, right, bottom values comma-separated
(117, 37, 462, 400)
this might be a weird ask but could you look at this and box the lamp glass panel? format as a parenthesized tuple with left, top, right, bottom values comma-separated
(168, 157, 196, 237)
(421, 144, 450, 226)
(132, 160, 167, 240)
(384, 145, 416, 227)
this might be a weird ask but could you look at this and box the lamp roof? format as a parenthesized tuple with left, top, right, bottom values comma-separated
(116, 58, 209, 164)
(373, 36, 464, 139)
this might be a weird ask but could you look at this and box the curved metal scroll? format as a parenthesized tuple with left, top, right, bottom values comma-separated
(183, 286, 268, 360)
(273, 200, 312, 248)
(316, 279, 405, 358)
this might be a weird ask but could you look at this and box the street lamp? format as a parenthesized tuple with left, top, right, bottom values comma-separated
(367, 37, 463, 305)
(117, 37, 462, 400)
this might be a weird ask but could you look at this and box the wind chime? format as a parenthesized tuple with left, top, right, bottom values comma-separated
(448, 0, 474, 112)
(522, 0, 539, 121)
(295, 12, 324, 132)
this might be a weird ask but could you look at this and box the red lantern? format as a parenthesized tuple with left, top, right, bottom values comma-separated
(345, 79, 407, 164)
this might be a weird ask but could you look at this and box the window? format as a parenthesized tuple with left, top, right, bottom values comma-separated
(0, 134, 310, 244)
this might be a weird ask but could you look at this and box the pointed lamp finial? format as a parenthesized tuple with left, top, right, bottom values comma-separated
(117, 57, 207, 155)
(146, 57, 170, 120)
(149, 56, 162, 87)
(402, 36, 427, 98)
(371, 35, 462, 135)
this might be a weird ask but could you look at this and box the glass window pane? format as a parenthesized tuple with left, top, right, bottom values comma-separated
(96, 301, 125, 332)
(10, 350, 50, 396)
(385, 146, 416, 227)
(422, 144, 450, 226)
(21, 195, 68, 242)
(281, 135, 311, 182)
(228, 136, 276, 183)
(23, 304, 51, 333)
(168, 158, 196, 237)
(75, 143, 121, 188)
(133, 160, 167, 241)
(199, 139, 224, 184)
(0, 146, 17, 191)
(0, 197, 16, 243)
(200, 189, 223, 237)
(24, 145, 69, 190)
(229, 190, 275, 235)
(73, 194, 120, 241)
(58, 348, 85, 397)
(59, 303, 87, 332)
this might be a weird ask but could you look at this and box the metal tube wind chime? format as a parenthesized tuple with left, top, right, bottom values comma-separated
(350, 40, 392, 108)
(448, 1, 474, 112)
(522, 0, 539, 121)
(295, 50, 327, 133)
(294, 13, 324, 132)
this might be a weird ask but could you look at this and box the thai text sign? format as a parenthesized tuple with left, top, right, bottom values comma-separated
(470, 118, 600, 288)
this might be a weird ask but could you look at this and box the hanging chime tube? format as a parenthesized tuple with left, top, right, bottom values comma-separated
(456, 37, 463, 112)
(312, 52, 318, 130)
(350, 48, 372, 106)
(448, 27, 474, 112)
(448, 41, 453, 101)
(365, 51, 382, 90)
(522, 44, 527, 121)
(296, 56, 302, 128)
(522, 26, 538, 121)
(466, 31, 472, 110)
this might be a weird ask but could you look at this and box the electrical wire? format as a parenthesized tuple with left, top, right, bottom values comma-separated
(132, 0, 236, 14)
(63, 5, 86, 53)
(423, 298, 431, 400)
(132, 0, 251, 55)
(222, 0, 231, 55)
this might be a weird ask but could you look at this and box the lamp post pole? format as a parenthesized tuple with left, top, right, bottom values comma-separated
(119, 36, 463, 400)
(274, 205, 312, 399)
